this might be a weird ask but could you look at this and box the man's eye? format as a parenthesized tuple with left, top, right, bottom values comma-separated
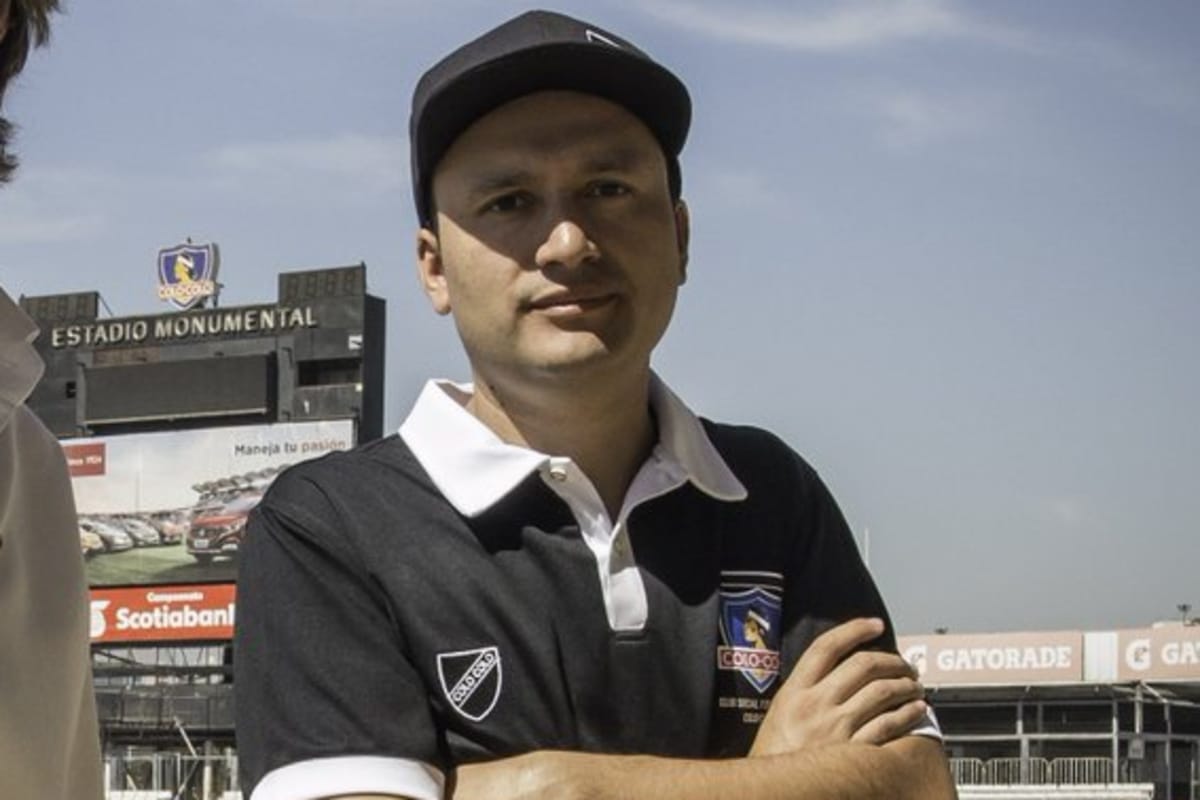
(483, 193, 531, 213)
(586, 181, 631, 198)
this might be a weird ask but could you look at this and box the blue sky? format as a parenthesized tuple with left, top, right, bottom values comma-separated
(2, 0, 1197, 635)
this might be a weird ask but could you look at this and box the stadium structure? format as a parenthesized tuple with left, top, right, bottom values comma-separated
(18, 253, 1200, 799)
(899, 626, 1200, 799)
(21, 254, 385, 799)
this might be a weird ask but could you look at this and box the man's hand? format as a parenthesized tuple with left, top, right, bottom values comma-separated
(448, 620, 950, 800)
(751, 617, 927, 757)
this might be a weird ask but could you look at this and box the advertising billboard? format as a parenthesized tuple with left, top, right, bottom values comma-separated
(65, 420, 353, 587)
(89, 584, 237, 644)
(898, 630, 1084, 685)
(1117, 626, 1200, 681)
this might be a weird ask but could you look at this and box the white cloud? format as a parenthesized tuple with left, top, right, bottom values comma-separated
(639, 1, 1197, 120)
(206, 134, 408, 199)
(0, 212, 106, 244)
(870, 90, 980, 150)
(0, 165, 112, 244)
(639, 0, 978, 52)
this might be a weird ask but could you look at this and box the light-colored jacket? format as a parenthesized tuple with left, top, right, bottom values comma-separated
(0, 287, 103, 800)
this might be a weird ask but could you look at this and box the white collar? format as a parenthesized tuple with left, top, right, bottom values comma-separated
(0, 287, 46, 431)
(399, 374, 747, 517)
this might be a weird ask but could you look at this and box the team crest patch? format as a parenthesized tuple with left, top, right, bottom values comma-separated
(717, 573, 783, 694)
(437, 646, 502, 722)
(157, 242, 220, 311)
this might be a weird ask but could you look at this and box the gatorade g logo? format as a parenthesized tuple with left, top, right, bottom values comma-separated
(1125, 638, 1151, 672)
(903, 643, 929, 677)
(437, 646, 502, 722)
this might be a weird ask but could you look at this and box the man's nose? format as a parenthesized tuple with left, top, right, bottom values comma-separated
(535, 218, 599, 270)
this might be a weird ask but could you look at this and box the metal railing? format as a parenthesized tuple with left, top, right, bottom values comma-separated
(1050, 757, 1115, 785)
(105, 753, 238, 800)
(951, 758, 988, 785)
(950, 757, 1123, 785)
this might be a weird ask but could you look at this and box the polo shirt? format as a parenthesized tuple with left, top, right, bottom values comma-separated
(235, 376, 936, 800)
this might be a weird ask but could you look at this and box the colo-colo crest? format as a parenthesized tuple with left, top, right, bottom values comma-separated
(157, 242, 220, 311)
(437, 646, 502, 722)
(717, 574, 783, 694)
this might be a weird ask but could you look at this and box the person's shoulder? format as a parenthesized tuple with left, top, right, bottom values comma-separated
(700, 418, 820, 485)
(262, 434, 423, 509)
(248, 435, 436, 558)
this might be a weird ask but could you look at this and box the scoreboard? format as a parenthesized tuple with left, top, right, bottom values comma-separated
(20, 264, 385, 441)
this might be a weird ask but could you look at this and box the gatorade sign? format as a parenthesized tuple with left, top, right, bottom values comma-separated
(1117, 626, 1200, 681)
(89, 584, 236, 643)
(898, 631, 1083, 685)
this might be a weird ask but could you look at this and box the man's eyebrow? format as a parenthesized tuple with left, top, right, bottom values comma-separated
(464, 170, 535, 198)
(580, 145, 652, 174)
(457, 141, 659, 202)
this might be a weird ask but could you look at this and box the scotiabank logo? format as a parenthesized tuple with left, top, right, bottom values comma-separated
(89, 584, 237, 643)
(90, 600, 111, 638)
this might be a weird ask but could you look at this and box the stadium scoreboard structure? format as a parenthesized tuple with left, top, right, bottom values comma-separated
(22, 263, 384, 441)
(16, 261, 387, 762)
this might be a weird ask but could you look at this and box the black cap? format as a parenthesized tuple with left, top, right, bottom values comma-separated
(410, 9, 691, 226)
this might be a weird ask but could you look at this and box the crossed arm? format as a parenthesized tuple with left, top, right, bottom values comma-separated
(332, 619, 957, 800)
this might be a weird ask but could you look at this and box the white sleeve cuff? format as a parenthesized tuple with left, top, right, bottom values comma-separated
(909, 705, 944, 741)
(250, 755, 444, 800)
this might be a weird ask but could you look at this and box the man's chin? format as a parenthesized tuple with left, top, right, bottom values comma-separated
(521, 341, 628, 378)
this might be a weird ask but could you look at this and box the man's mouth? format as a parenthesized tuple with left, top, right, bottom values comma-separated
(525, 291, 617, 314)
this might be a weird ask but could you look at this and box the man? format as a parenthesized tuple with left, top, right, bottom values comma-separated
(1, 2, 105, 798)
(235, 10, 956, 800)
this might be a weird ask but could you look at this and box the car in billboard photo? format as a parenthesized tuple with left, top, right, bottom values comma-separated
(147, 510, 189, 545)
(110, 516, 163, 547)
(186, 492, 263, 564)
(79, 517, 135, 554)
(79, 528, 105, 559)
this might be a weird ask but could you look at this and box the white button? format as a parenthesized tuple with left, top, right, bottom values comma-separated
(548, 465, 568, 482)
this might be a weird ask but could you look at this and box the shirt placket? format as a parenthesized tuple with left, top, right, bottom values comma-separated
(541, 450, 690, 633)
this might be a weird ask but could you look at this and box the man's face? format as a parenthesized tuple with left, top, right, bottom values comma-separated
(419, 91, 688, 388)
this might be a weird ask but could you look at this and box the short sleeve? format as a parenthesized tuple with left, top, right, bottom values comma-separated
(781, 463, 941, 739)
(234, 468, 445, 800)
(781, 465, 894, 651)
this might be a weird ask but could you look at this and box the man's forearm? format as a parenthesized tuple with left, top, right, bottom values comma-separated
(452, 736, 955, 800)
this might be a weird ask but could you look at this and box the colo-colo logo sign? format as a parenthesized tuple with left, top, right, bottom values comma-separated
(158, 241, 220, 311)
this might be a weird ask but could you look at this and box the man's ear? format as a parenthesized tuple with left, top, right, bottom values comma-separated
(416, 227, 452, 316)
(674, 199, 690, 286)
